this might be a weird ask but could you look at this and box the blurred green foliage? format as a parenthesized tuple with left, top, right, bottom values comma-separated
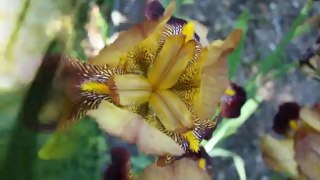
(35, 119, 109, 180)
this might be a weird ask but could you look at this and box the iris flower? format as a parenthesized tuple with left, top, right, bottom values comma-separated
(261, 103, 320, 179)
(58, 1, 242, 165)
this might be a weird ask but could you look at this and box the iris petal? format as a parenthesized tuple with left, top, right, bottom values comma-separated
(148, 35, 196, 89)
(159, 40, 197, 89)
(182, 22, 195, 42)
(195, 30, 242, 120)
(89, 1, 176, 67)
(148, 35, 185, 87)
(149, 90, 194, 133)
(109, 74, 152, 106)
(87, 101, 185, 156)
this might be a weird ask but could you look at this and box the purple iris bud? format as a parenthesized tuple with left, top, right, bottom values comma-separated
(221, 83, 247, 118)
(144, 1, 165, 20)
(272, 102, 300, 135)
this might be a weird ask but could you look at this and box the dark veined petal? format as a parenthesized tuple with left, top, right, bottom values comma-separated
(56, 57, 124, 129)
(156, 117, 218, 166)
(157, 146, 213, 174)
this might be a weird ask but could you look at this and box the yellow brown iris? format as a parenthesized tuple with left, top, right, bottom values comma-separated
(107, 21, 212, 153)
(57, 1, 242, 166)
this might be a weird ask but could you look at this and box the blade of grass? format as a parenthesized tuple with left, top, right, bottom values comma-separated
(258, 0, 313, 75)
(209, 148, 247, 180)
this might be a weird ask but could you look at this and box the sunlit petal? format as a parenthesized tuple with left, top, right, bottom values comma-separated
(87, 101, 185, 156)
(195, 29, 242, 120)
(109, 74, 151, 105)
(149, 90, 194, 132)
(182, 21, 195, 42)
(182, 131, 200, 152)
(148, 35, 185, 87)
(158, 39, 197, 89)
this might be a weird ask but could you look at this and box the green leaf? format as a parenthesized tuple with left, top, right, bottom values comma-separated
(293, 24, 312, 39)
(161, 0, 194, 6)
(258, 0, 313, 75)
(209, 148, 247, 180)
(38, 131, 79, 160)
(38, 119, 97, 160)
(228, 11, 250, 80)
(179, 0, 194, 5)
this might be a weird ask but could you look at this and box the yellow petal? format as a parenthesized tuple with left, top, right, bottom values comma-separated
(148, 35, 196, 89)
(194, 30, 242, 120)
(182, 131, 200, 152)
(172, 47, 208, 91)
(81, 81, 109, 94)
(198, 158, 206, 170)
(148, 35, 184, 87)
(149, 90, 194, 132)
(182, 21, 195, 42)
(160, 40, 197, 89)
(89, 1, 175, 67)
(87, 101, 185, 156)
(109, 74, 151, 106)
